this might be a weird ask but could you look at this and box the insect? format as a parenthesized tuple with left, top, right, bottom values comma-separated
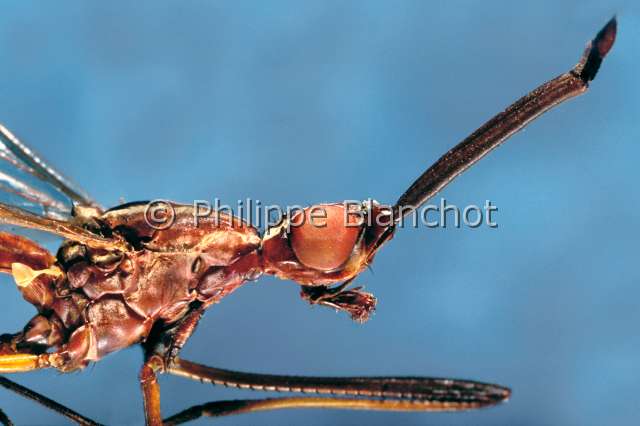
(0, 18, 616, 426)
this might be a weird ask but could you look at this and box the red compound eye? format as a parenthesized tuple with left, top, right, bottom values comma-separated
(289, 204, 363, 271)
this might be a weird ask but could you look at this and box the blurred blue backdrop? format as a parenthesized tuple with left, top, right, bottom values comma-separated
(0, 1, 638, 425)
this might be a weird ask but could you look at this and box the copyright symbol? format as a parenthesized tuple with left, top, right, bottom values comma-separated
(144, 200, 176, 230)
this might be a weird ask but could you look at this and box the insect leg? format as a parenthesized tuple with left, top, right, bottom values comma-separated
(0, 407, 12, 426)
(140, 355, 164, 426)
(164, 394, 510, 425)
(144, 305, 206, 368)
(0, 375, 101, 426)
(0, 232, 61, 310)
(138, 306, 208, 425)
(0, 328, 70, 374)
(0, 231, 55, 274)
(165, 358, 509, 420)
(0, 353, 47, 373)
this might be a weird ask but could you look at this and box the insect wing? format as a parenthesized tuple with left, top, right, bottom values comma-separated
(0, 124, 101, 219)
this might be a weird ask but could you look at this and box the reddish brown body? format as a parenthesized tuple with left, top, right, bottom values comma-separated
(1, 201, 392, 370)
(0, 18, 616, 424)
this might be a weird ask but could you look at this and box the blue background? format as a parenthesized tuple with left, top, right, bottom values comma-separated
(0, 2, 638, 425)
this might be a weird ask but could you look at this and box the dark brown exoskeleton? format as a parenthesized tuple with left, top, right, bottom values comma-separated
(0, 18, 616, 426)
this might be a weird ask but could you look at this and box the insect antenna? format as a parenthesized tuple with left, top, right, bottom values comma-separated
(393, 17, 617, 219)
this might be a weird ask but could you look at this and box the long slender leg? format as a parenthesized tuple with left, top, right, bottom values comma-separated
(0, 407, 12, 426)
(139, 305, 207, 425)
(140, 355, 164, 426)
(0, 353, 48, 373)
(0, 376, 101, 426)
(0, 346, 100, 425)
(163, 394, 507, 425)
(169, 359, 508, 405)
(0, 410, 12, 426)
(163, 357, 509, 423)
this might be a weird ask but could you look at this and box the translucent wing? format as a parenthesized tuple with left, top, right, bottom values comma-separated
(0, 124, 127, 250)
(0, 202, 128, 251)
(0, 124, 101, 220)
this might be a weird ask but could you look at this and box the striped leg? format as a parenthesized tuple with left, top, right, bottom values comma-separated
(161, 358, 509, 423)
